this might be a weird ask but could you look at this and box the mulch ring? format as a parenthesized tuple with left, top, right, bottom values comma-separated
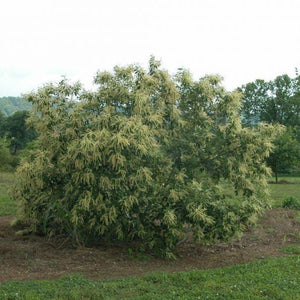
(0, 208, 299, 283)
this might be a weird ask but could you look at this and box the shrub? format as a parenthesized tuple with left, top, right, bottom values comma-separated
(282, 196, 300, 210)
(12, 58, 276, 257)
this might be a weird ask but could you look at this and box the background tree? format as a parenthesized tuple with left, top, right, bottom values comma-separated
(267, 127, 300, 183)
(239, 73, 300, 178)
(3, 110, 37, 154)
(12, 60, 276, 257)
(239, 74, 300, 127)
(239, 79, 270, 126)
(0, 137, 18, 171)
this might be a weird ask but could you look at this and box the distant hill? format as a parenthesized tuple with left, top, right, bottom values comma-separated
(0, 97, 32, 116)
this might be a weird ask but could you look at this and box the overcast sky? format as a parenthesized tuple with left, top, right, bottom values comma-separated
(0, 0, 299, 96)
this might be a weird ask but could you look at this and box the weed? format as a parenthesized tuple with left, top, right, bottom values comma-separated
(279, 245, 300, 254)
(128, 248, 152, 261)
(282, 196, 300, 210)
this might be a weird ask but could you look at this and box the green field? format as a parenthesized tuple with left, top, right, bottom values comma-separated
(0, 255, 299, 299)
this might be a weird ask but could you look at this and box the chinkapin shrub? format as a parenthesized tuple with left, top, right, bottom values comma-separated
(12, 58, 277, 258)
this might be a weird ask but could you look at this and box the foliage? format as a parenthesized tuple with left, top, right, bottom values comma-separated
(0, 110, 37, 158)
(239, 73, 300, 178)
(0, 138, 19, 171)
(19, 140, 40, 160)
(0, 96, 32, 116)
(239, 74, 300, 127)
(0, 96, 36, 157)
(281, 196, 300, 210)
(12, 59, 276, 256)
(0, 256, 299, 299)
(239, 79, 270, 126)
(2, 111, 37, 154)
(0, 111, 6, 136)
(266, 127, 300, 182)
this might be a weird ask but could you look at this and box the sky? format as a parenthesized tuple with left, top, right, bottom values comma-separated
(0, 0, 299, 96)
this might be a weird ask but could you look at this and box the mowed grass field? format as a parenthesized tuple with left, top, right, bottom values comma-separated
(0, 172, 299, 299)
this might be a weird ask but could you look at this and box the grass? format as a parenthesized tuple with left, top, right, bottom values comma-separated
(0, 255, 299, 299)
(280, 245, 300, 255)
(269, 177, 300, 208)
(0, 172, 16, 216)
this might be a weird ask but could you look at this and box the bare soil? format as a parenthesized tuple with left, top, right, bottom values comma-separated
(0, 208, 299, 283)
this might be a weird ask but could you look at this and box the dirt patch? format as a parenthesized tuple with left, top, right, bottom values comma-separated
(0, 209, 299, 283)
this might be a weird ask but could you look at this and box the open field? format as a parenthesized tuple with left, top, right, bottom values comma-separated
(0, 172, 299, 299)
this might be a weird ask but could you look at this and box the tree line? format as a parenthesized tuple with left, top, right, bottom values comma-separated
(239, 72, 300, 182)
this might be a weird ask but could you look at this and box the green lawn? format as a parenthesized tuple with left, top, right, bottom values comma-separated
(0, 255, 299, 299)
(269, 176, 300, 208)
